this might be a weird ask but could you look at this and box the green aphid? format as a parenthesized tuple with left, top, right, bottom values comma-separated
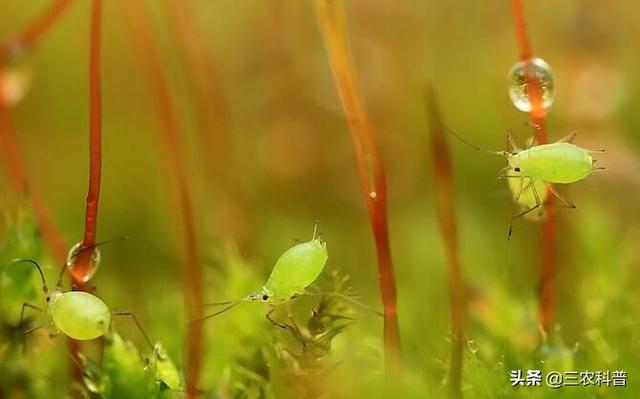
(195, 225, 330, 325)
(14, 255, 153, 347)
(448, 129, 604, 237)
(147, 342, 182, 391)
(505, 136, 550, 222)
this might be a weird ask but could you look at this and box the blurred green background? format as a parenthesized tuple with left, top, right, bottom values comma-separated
(1, 0, 639, 398)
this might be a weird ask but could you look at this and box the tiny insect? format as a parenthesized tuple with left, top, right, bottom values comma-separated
(447, 128, 604, 238)
(505, 136, 550, 222)
(14, 248, 152, 347)
(194, 224, 380, 327)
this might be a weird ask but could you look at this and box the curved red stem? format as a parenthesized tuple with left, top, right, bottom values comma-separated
(119, 1, 204, 396)
(509, 0, 555, 333)
(312, 0, 401, 370)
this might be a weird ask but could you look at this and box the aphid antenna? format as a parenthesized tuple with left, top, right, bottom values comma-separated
(12, 259, 49, 293)
(587, 149, 606, 153)
(203, 297, 249, 307)
(112, 310, 155, 351)
(441, 123, 509, 157)
(189, 301, 245, 325)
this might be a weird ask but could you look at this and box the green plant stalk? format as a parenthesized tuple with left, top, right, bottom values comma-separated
(120, 1, 204, 397)
(312, 0, 401, 370)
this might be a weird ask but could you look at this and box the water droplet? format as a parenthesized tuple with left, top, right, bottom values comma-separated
(508, 57, 555, 113)
(467, 339, 478, 354)
(369, 191, 377, 199)
(0, 63, 31, 107)
(66, 242, 101, 282)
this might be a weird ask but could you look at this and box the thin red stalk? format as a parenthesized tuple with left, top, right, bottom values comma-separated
(70, 0, 102, 285)
(509, 0, 555, 332)
(312, 0, 401, 370)
(509, 0, 532, 61)
(160, 0, 249, 245)
(65, 2, 105, 396)
(120, 2, 204, 396)
(160, 0, 232, 178)
(0, 0, 73, 61)
(0, 2, 83, 393)
(426, 89, 466, 399)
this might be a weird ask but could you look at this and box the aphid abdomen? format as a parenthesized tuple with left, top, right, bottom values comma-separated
(50, 292, 111, 340)
(519, 143, 592, 184)
(264, 239, 329, 300)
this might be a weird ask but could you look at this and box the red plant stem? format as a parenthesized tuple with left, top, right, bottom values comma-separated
(0, 0, 73, 61)
(509, 0, 555, 332)
(160, 0, 249, 246)
(0, 2, 83, 394)
(426, 89, 466, 399)
(160, 0, 232, 180)
(120, 2, 204, 396)
(69, 0, 103, 285)
(509, 0, 532, 61)
(312, 0, 401, 370)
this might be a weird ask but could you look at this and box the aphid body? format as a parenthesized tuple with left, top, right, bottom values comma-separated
(251, 237, 328, 303)
(446, 128, 603, 237)
(508, 142, 593, 184)
(16, 256, 152, 347)
(196, 227, 332, 325)
(48, 290, 111, 340)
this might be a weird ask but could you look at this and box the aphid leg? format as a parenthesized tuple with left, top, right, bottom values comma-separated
(285, 303, 307, 347)
(22, 323, 50, 353)
(555, 132, 577, 143)
(20, 302, 44, 326)
(265, 307, 287, 329)
(548, 186, 576, 209)
(514, 176, 527, 203)
(506, 133, 520, 153)
(112, 310, 154, 350)
(588, 149, 606, 153)
(508, 183, 541, 240)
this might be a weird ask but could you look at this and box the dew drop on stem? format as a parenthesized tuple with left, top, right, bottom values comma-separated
(508, 57, 555, 113)
(66, 242, 101, 283)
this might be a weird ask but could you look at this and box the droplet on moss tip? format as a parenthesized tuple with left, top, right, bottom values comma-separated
(66, 242, 101, 283)
(508, 57, 555, 113)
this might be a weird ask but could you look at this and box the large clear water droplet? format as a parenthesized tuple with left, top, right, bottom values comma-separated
(66, 242, 101, 283)
(508, 57, 555, 113)
(0, 63, 31, 107)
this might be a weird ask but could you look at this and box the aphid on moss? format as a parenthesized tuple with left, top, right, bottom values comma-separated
(505, 135, 550, 222)
(194, 223, 380, 327)
(447, 128, 604, 237)
(14, 249, 152, 347)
